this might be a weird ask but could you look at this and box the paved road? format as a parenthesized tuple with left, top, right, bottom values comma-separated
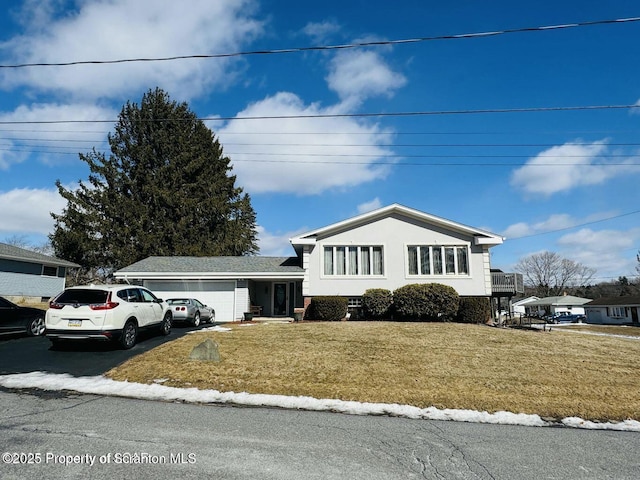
(1, 389, 639, 480)
(0, 324, 202, 376)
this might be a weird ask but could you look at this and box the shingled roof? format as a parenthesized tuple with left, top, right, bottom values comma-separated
(586, 296, 640, 306)
(0, 242, 79, 268)
(116, 256, 303, 275)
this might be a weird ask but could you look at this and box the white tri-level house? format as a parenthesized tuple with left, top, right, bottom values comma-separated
(115, 204, 518, 321)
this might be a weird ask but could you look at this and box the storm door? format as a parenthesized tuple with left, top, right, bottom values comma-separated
(273, 282, 288, 316)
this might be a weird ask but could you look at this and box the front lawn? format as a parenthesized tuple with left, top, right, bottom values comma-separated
(106, 322, 640, 422)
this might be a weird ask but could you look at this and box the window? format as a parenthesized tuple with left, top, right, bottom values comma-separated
(610, 306, 626, 318)
(407, 245, 470, 276)
(348, 297, 362, 308)
(323, 246, 384, 276)
(42, 266, 58, 277)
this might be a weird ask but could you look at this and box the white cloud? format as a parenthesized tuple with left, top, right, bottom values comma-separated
(502, 214, 577, 239)
(301, 20, 341, 44)
(357, 198, 382, 214)
(256, 225, 307, 256)
(0, 102, 115, 168)
(557, 227, 640, 278)
(0, 187, 66, 237)
(216, 92, 395, 194)
(327, 50, 407, 107)
(501, 211, 621, 239)
(510, 140, 638, 196)
(1, 0, 264, 101)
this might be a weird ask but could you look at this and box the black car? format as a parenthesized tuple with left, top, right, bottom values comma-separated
(0, 296, 46, 336)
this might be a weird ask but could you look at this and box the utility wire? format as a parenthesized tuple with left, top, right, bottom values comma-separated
(508, 209, 640, 240)
(1, 16, 639, 68)
(5, 139, 640, 148)
(1, 146, 637, 166)
(0, 103, 638, 125)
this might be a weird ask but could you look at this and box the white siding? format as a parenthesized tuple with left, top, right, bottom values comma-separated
(235, 285, 250, 321)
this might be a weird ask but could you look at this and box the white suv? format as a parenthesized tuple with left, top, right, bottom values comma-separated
(45, 285, 172, 349)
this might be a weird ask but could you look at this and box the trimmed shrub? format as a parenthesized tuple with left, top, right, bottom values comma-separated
(306, 296, 348, 321)
(456, 296, 491, 324)
(362, 289, 393, 319)
(393, 283, 459, 321)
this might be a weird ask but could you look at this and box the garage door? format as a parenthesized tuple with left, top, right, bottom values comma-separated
(144, 281, 236, 322)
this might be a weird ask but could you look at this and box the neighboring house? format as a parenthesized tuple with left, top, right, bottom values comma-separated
(584, 296, 640, 325)
(115, 204, 508, 321)
(511, 296, 540, 316)
(524, 294, 592, 317)
(0, 242, 79, 300)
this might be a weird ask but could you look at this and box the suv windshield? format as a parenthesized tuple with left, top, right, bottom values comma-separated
(55, 289, 109, 305)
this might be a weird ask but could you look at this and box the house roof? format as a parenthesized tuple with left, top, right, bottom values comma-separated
(115, 256, 304, 280)
(585, 296, 640, 307)
(512, 296, 540, 306)
(526, 295, 592, 307)
(0, 242, 79, 268)
(289, 203, 504, 253)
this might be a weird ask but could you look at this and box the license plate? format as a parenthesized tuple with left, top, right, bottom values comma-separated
(68, 319, 82, 327)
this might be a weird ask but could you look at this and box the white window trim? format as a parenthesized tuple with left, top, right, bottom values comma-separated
(321, 244, 386, 277)
(610, 306, 626, 318)
(405, 243, 471, 277)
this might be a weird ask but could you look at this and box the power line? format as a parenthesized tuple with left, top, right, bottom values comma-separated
(0, 103, 638, 125)
(508, 209, 640, 240)
(5, 139, 640, 149)
(1, 147, 638, 167)
(3, 128, 638, 136)
(1, 16, 639, 69)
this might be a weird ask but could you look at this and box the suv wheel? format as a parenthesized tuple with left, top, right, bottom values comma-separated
(159, 312, 172, 336)
(120, 320, 138, 349)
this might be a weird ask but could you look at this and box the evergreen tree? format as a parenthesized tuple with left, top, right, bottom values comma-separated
(51, 88, 258, 282)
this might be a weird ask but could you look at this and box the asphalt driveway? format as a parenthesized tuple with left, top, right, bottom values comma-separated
(0, 324, 202, 376)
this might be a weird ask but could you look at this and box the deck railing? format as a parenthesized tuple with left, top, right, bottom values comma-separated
(491, 272, 524, 294)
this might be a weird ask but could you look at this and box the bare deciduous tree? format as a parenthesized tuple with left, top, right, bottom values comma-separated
(514, 251, 596, 297)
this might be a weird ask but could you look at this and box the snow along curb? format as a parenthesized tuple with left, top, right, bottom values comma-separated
(1, 372, 639, 432)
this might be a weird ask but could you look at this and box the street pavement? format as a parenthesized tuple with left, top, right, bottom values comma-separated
(1, 389, 639, 480)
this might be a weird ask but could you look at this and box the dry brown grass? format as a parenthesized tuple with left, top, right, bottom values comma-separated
(106, 322, 640, 422)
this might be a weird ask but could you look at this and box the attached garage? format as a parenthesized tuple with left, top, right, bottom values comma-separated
(144, 280, 237, 322)
(114, 256, 305, 321)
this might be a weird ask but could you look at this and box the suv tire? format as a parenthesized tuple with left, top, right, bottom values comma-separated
(120, 320, 138, 349)
(159, 312, 172, 336)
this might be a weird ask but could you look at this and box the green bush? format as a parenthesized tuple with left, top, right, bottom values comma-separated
(456, 296, 491, 324)
(306, 296, 348, 321)
(362, 289, 393, 319)
(393, 283, 459, 321)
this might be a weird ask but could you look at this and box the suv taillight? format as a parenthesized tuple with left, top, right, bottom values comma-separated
(89, 302, 120, 310)
(49, 301, 64, 309)
(89, 291, 119, 310)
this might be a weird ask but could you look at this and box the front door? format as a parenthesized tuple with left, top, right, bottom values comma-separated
(632, 307, 639, 324)
(273, 283, 288, 316)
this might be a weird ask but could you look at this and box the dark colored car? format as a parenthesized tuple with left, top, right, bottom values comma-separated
(548, 312, 586, 323)
(0, 296, 46, 336)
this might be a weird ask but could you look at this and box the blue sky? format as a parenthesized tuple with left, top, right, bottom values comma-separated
(1, 0, 640, 283)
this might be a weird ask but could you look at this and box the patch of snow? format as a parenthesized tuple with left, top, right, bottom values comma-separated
(188, 326, 232, 334)
(1, 372, 638, 431)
